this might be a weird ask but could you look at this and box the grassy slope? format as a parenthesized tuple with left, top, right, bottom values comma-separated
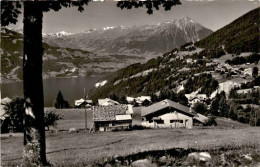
(1, 127, 259, 166)
(195, 7, 259, 54)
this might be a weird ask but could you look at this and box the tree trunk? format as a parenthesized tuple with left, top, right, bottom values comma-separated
(23, 2, 47, 166)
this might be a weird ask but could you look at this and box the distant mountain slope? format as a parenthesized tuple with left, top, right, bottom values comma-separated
(43, 17, 213, 57)
(195, 7, 259, 54)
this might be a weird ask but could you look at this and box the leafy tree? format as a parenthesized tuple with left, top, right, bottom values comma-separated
(5, 97, 25, 132)
(1, 0, 181, 165)
(109, 93, 119, 102)
(177, 91, 188, 106)
(228, 108, 237, 120)
(209, 95, 220, 116)
(119, 95, 128, 104)
(194, 102, 208, 115)
(237, 110, 250, 123)
(218, 96, 229, 117)
(151, 92, 158, 102)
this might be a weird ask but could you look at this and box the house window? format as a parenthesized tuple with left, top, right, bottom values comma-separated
(155, 120, 164, 124)
(170, 120, 183, 123)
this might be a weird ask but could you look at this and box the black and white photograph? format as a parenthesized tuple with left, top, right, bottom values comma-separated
(1, 0, 260, 166)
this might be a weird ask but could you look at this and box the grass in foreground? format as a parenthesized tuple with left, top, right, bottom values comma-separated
(1, 127, 260, 166)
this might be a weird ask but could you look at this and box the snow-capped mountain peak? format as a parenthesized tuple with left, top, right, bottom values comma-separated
(43, 31, 74, 37)
(103, 26, 115, 31)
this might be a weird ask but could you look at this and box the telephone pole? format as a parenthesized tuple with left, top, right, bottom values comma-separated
(84, 88, 88, 131)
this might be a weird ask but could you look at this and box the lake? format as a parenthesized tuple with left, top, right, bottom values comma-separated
(1, 76, 105, 107)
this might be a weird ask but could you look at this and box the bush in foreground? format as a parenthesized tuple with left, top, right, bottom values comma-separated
(4, 97, 63, 132)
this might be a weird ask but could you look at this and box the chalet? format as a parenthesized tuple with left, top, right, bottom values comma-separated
(185, 93, 207, 107)
(141, 99, 207, 129)
(98, 98, 119, 106)
(74, 98, 93, 108)
(243, 68, 252, 77)
(92, 104, 132, 132)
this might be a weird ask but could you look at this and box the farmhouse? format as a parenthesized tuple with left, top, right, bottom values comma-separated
(141, 99, 207, 129)
(92, 104, 132, 132)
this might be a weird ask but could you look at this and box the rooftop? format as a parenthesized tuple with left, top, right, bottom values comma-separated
(141, 99, 196, 117)
(93, 104, 130, 122)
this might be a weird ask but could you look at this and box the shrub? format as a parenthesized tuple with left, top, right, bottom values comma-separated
(44, 111, 63, 130)
(204, 115, 217, 126)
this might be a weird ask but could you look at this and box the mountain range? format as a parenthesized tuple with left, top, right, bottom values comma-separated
(43, 17, 213, 57)
(1, 17, 212, 83)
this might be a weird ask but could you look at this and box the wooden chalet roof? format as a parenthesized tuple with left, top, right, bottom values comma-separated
(141, 99, 196, 117)
(93, 104, 129, 122)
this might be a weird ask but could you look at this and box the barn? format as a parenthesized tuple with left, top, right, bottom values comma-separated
(92, 104, 132, 132)
(141, 99, 207, 129)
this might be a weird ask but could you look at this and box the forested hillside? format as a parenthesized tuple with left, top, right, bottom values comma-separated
(195, 7, 259, 54)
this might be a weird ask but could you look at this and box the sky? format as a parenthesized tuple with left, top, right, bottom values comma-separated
(7, 0, 259, 34)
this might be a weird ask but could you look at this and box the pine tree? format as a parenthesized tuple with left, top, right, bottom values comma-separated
(54, 90, 65, 109)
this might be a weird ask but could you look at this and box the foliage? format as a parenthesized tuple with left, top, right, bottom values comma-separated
(204, 114, 217, 126)
(209, 92, 230, 117)
(117, 1, 181, 15)
(53, 90, 70, 109)
(44, 111, 63, 130)
(5, 97, 25, 132)
(184, 74, 219, 96)
(1, 2, 21, 26)
(193, 102, 209, 115)
(249, 108, 260, 126)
